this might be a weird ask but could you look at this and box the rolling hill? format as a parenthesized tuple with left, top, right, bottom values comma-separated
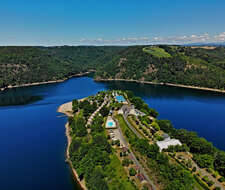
(0, 45, 224, 91)
(94, 45, 225, 91)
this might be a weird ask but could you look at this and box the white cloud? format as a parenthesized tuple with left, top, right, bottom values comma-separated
(214, 32, 225, 42)
(78, 32, 225, 45)
(78, 37, 151, 45)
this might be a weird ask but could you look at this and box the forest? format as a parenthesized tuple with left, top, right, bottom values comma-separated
(95, 45, 225, 90)
(1, 45, 224, 90)
(0, 46, 124, 88)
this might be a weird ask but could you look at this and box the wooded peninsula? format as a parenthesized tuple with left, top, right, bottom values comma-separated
(58, 90, 225, 190)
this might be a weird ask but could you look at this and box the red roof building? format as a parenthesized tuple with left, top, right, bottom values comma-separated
(136, 173, 146, 182)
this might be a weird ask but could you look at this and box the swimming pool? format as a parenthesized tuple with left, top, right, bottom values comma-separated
(116, 95, 126, 103)
(107, 121, 114, 127)
(106, 119, 116, 128)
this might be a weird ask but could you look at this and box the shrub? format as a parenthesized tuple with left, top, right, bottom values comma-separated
(122, 158, 131, 167)
(207, 180, 214, 187)
(129, 168, 137, 176)
(202, 175, 210, 183)
(193, 174, 210, 190)
(193, 154, 214, 168)
(206, 168, 212, 173)
(192, 167, 197, 172)
(115, 140, 120, 146)
(151, 121, 160, 131)
(218, 177, 225, 182)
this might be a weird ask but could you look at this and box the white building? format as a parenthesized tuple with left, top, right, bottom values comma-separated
(118, 105, 145, 116)
(129, 108, 146, 117)
(156, 139, 182, 152)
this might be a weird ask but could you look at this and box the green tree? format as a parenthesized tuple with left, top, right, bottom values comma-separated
(122, 158, 131, 167)
(193, 154, 214, 168)
(151, 121, 160, 131)
(149, 108, 159, 118)
(129, 168, 137, 176)
(99, 105, 109, 117)
(214, 151, 225, 177)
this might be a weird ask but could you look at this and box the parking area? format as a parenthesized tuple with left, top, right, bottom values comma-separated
(108, 128, 126, 147)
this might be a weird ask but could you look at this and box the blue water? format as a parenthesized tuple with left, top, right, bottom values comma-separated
(107, 121, 114, 127)
(116, 95, 126, 103)
(0, 76, 224, 190)
(0, 77, 106, 190)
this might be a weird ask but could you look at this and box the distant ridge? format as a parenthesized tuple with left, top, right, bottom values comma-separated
(184, 42, 225, 46)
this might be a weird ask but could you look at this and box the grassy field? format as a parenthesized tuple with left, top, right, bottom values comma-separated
(143, 46, 171, 58)
(115, 114, 137, 142)
(105, 154, 137, 190)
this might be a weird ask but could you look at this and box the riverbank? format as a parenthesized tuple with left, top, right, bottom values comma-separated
(95, 78, 225, 94)
(0, 71, 93, 92)
(57, 102, 87, 190)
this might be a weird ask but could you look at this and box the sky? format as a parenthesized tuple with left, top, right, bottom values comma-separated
(0, 0, 225, 46)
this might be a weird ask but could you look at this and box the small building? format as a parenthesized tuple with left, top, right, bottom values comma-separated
(133, 165, 140, 172)
(128, 154, 135, 161)
(156, 139, 182, 152)
(112, 137, 118, 141)
(120, 105, 131, 115)
(121, 146, 128, 153)
(120, 105, 145, 117)
(144, 184, 154, 190)
(162, 133, 170, 140)
(109, 110, 113, 115)
(136, 173, 146, 182)
(129, 108, 146, 117)
(118, 108, 123, 114)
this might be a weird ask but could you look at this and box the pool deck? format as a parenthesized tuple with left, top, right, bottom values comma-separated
(106, 116, 116, 128)
(115, 95, 128, 104)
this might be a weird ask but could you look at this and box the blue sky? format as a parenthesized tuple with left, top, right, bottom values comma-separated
(0, 0, 225, 45)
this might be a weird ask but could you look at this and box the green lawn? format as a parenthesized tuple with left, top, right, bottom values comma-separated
(115, 114, 137, 142)
(105, 154, 137, 190)
(116, 115, 128, 133)
(143, 47, 171, 58)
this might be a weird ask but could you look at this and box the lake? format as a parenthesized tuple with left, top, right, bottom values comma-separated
(0, 76, 224, 190)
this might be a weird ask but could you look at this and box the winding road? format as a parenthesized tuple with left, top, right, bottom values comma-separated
(114, 115, 157, 190)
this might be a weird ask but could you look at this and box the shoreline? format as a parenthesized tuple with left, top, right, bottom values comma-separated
(94, 78, 225, 94)
(57, 102, 88, 190)
(1, 71, 224, 94)
(0, 71, 93, 92)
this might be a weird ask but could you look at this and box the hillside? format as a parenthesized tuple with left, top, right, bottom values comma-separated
(0, 46, 125, 88)
(94, 45, 225, 90)
(1, 45, 225, 91)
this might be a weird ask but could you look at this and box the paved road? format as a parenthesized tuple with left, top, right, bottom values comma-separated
(123, 109, 143, 139)
(114, 116, 157, 190)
